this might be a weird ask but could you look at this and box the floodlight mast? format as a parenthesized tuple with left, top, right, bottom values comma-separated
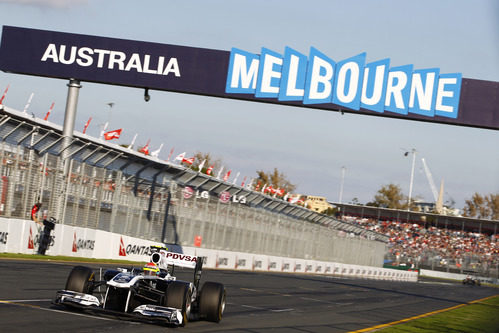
(421, 157, 439, 202)
(407, 149, 417, 210)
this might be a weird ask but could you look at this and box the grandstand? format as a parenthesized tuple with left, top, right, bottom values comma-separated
(338, 209, 498, 279)
(1, 102, 496, 280)
(334, 202, 498, 235)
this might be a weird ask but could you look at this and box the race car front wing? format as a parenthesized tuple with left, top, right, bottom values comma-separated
(54, 290, 184, 325)
(133, 304, 183, 325)
(55, 290, 100, 307)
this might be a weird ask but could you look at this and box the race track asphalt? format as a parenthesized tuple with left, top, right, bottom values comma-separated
(0, 259, 497, 332)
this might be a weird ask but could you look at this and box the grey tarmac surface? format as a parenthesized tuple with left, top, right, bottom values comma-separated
(0, 259, 497, 332)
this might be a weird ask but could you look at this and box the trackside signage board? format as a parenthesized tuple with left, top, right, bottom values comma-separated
(0, 26, 497, 130)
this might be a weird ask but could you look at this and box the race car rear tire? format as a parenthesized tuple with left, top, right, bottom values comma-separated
(165, 282, 191, 326)
(199, 282, 226, 323)
(65, 266, 94, 294)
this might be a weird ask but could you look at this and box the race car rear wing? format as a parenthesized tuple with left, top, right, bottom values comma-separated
(150, 246, 198, 269)
(150, 246, 203, 288)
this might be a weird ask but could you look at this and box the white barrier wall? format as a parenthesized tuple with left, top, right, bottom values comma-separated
(419, 269, 494, 284)
(0, 217, 418, 282)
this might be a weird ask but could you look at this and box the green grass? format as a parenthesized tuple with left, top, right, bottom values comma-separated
(378, 296, 499, 333)
(0, 252, 147, 265)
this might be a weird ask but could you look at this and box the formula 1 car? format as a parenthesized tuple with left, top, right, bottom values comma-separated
(54, 246, 226, 326)
(462, 270, 481, 286)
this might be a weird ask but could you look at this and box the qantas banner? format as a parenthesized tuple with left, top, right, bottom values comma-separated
(0, 26, 497, 130)
(0, 217, 418, 281)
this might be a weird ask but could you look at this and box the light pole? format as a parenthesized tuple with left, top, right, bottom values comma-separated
(406, 149, 417, 210)
(339, 166, 346, 204)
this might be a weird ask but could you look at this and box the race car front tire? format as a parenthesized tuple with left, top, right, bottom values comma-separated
(199, 282, 226, 323)
(165, 282, 191, 326)
(65, 266, 94, 294)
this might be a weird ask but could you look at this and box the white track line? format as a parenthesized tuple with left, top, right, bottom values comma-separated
(0, 299, 138, 324)
(2, 299, 52, 302)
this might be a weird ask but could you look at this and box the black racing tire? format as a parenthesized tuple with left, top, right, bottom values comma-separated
(165, 282, 191, 326)
(199, 282, 226, 323)
(65, 266, 94, 294)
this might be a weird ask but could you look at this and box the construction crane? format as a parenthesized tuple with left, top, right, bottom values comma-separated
(421, 157, 438, 202)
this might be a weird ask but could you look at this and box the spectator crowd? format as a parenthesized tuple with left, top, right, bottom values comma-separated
(341, 215, 498, 273)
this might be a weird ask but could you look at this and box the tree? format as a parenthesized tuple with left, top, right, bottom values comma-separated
(487, 194, 499, 220)
(323, 206, 339, 216)
(191, 152, 222, 173)
(255, 168, 296, 193)
(367, 183, 408, 209)
(463, 193, 498, 220)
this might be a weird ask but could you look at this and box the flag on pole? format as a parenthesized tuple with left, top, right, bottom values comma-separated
(182, 156, 195, 165)
(232, 172, 240, 185)
(223, 170, 231, 182)
(0, 84, 10, 104)
(206, 165, 214, 175)
(139, 139, 150, 155)
(174, 152, 186, 162)
(166, 147, 174, 161)
(44, 102, 55, 121)
(104, 128, 122, 140)
(241, 176, 247, 187)
(246, 178, 254, 190)
(255, 181, 262, 191)
(23, 92, 34, 114)
(197, 159, 206, 172)
(216, 166, 224, 179)
(128, 133, 137, 149)
(289, 195, 303, 204)
(151, 143, 163, 158)
(82, 117, 92, 134)
(99, 122, 109, 139)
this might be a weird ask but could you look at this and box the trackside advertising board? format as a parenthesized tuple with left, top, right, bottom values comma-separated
(0, 26, 497, 129)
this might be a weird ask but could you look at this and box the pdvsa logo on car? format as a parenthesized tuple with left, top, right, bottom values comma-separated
(165, 252, 198, 262)
(225, 47, 462, 118)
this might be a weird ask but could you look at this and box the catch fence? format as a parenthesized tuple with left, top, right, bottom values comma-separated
(0, 141, 385, 267)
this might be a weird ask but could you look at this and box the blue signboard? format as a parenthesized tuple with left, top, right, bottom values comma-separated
(0, 26, 497, 130)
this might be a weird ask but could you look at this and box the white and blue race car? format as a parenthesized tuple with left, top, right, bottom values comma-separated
(54, 246, 226, 326)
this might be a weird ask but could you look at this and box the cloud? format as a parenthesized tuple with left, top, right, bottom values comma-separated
(0, 0, 88, 8)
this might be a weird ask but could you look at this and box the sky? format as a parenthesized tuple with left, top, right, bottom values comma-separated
(0, 0, 498, 212)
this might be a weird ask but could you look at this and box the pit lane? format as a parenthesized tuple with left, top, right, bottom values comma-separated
(1, 259, 497, 332)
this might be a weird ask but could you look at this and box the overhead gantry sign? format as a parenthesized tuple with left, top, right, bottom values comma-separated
(0, 26, 497, 130)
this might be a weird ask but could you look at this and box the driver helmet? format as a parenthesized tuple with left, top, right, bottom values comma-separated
(143, 262, 160, 276)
